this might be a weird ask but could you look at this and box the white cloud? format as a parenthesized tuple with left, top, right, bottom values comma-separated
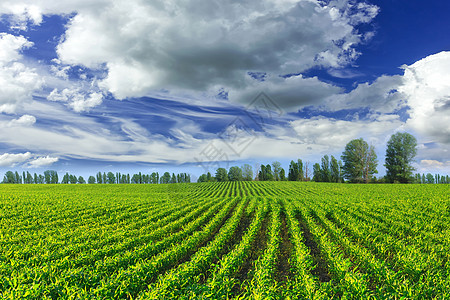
(47, 88, 103, 112)
(325, 75, 404, 113)
(27, 155, 59, 168)
(50, 64, 71, 80)
(69, 92, 103, 112)
(0, 33, 43, 113)
(0, 152, 32, 166)
(290, 114, 403, 151)
(0, 150, 58, 168)
(416, 160, 450, 175)
(0, 33, 32, 62)
(7, 114, 36, 127)
(400, 51, 450, 144)
(3, 4, 43, 30)
(229, 74, 342, 111)
(0, 0, 376, 100)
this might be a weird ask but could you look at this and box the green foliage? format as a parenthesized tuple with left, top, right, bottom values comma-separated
(272, 161, 282, 181)
(385, 132, 417, 183)
(341, 138, 378, 183)
(242, 164, 253, 181)
(312, 163, 321, 182)
(215, 168, 228, 182)
(228, 166, 243, 181)
(320, 155, 331, 182)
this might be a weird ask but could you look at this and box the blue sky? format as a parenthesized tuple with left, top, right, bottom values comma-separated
(0, 0, 449, 179)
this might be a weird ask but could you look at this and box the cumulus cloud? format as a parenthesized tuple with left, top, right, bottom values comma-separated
(290, 114, 403, 150)
(400, 51, 450, 144)
(229, 74, 342, 111)
(0, 152, 32, 166)
(0, 151, 58, 168)
(416, 160, 450, 175)
(0, 33, 43, 113)
(7, 114, 36, 127)
(5, 0, 375, 100)
(1, 4, 43, 30)
(47, 88, 103, 112)
(27, 155, 59, 168)
(325, 75, 405, 113)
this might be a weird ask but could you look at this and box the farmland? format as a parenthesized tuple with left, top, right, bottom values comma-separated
(0, 182, 449, 299)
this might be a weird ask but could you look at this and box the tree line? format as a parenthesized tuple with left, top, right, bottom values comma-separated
(1, 132, 448, 185)
(2, 171, 191, 184)
(197, 132, 448, 184)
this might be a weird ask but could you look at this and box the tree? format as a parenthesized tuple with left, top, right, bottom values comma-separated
(385, 132, 417, 183)
(288, 160, 299, 181)
(320, 155, 331, 182)
(241, 164, 253, 181)
(425, 173, 434, 184)
(341, 138, 378, 183)
(215, 168, 228, 182)
(330, 155, 341, 183)
(258, 165, 266, 181)
(297, 159, 304, 181)
(69, 174, 77, 184)
(78, 176, 85, 184)
(15, 171, 22, 184)
(312, 163, 321, 182)
(88, 176, 96, 184)
(160, 172, 171, 184)
(197, 174, 207, 183)
(258, 164, 273, 181)
(272, 161, 282, 181)
(228, 166, 243, 181)
(44, 170, 58, 184)
(3, 171, 16, 183)
(96, 172, 103, 184)
(279, 168, 286, 181)
(107, 172, 116, 184)
(265, 164, 274, 181)
(26, 171, 33, 184)
(62, 173, 70, 184)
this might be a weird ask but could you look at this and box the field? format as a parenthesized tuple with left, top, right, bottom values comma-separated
(0, 182, 449, 299)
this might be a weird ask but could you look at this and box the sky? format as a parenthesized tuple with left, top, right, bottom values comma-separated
(0, 0, 449, 180)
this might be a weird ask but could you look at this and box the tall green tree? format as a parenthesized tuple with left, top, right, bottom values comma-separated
(3, 171, 16, 183)
(279, 168, 286, 181)
(228, 166, 243, 181)
(88, 176, 96, 184)
(425, 173, 434, 184)
(96, 172, 103, 184)
(385, 132, 417, 183)
(341, 138, 378, 183)
(312, 163, 321, 182)
(265, 164, 274, 181)
(288, 160, 299, 181)
(320, 155, 331, 182)
(330, 155, 341, 183)
(160, 172, 171, 184)
(258, 165, 266, 181)
(297, 159, 304, 181)
(15, 171, 22, 184)
(107, 172, 116, 184)
(272, 161, 282, 181)
(215, 168, 228, 182)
